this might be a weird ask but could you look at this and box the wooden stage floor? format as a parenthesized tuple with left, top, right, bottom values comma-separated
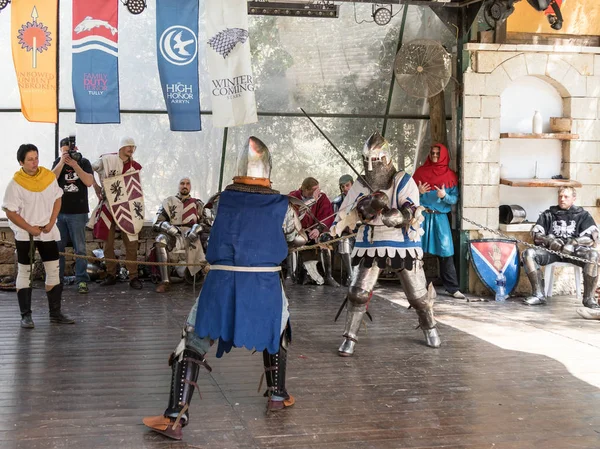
(0, 280, 599, 449)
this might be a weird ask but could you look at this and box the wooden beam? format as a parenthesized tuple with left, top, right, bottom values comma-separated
(428, 90, 448, 147)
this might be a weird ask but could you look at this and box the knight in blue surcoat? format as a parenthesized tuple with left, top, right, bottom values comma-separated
(143, 136, 307, 441)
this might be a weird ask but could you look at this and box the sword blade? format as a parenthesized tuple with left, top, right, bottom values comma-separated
(300, 108, 374, 192)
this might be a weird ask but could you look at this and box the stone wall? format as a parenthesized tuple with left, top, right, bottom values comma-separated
(462, 43, 600, 296)
(0, 221, 155, 278)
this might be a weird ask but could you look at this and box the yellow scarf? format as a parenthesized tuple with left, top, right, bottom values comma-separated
(13, 167, 56, 192)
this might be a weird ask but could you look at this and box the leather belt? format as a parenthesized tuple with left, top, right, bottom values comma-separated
(424, 209, 441, 214)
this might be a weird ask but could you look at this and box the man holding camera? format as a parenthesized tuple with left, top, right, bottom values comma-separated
(52, 136, 94, 294)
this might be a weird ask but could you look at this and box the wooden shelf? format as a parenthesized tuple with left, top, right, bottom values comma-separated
(499, 223, 534, 232)
(500, 132, 579, 140)
(500, 178, 582, 188)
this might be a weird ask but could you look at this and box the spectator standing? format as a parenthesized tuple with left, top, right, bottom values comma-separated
(413, 143, 465, 299)
(51, 136, 94, 294)
(2, 144, 75, 328)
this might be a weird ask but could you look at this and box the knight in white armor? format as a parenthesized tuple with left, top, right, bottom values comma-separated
(153, 178, 207, 293)
(324, 132, 441, 356)
(331, 174, 355, 286)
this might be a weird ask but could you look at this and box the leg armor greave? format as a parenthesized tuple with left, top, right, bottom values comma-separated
(164, 348, 210, 427)
(522, 248, 547, 306)
(155, 234, 171, 284)
(340, 253, 354, 286)
(286, 252, 298, 283)
(320, 248, 340, 287)
(522, 248, 541, 274)
(398, 265, 441, 348)
(580, 248, 600, 308)
(339, 263, 380, 356)
(262, 325, 294, 411)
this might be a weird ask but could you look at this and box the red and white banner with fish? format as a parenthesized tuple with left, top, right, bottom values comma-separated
(72, 0, 120, 123)
(205, 0, 257, 127)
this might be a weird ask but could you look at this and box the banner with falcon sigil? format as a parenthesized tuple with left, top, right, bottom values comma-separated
(156, 0, 201, 131)
(102, 170, 145, 236)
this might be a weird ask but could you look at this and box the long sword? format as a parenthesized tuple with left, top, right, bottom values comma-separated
(300, 108, 374, 192)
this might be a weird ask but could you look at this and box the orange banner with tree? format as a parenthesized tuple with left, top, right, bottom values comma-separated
(11, 0, 57, 123)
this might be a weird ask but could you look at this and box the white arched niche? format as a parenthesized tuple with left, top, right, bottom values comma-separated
(499, 76, 564, 223)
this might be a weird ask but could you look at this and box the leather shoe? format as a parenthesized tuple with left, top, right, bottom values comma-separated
(142, 415, 183, 440)
(267, 394, 295, 412)
(20, 314, 34, 329)
(100, 275, 117, 286)
(155, 282, 170, 293)
(50, 312, 75, 324)
(129, 277, 143, 290)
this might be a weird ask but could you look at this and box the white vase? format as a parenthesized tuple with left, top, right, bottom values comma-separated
(532, 110, 543, 134)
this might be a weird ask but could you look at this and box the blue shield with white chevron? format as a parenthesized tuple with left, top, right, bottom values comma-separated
(156, 0, 201, 131)
(72, 0, 120, 124)
(468, 239, 520, 296)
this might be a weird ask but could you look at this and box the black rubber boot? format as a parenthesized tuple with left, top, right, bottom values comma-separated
(17, 288, 34, 329)
(46, 284, 75, 324)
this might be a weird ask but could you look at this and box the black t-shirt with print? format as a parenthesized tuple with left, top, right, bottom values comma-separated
(51, 156, 93, 214)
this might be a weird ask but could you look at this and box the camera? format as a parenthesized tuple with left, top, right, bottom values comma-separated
(67, 135, 82, 162)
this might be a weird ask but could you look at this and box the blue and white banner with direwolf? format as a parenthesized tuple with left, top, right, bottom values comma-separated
(72, 0, 120, 124)
(156, 0, 201, 132)
(206, 0, 257, 128)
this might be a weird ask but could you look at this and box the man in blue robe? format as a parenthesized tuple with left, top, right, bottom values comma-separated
(143, 137, 306, 440)
(413, 143, 465, 299)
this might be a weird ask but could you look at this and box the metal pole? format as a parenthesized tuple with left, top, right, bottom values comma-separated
(218, 127, 228, 191)
(55, 0, 60, 159)
(381, 4, 409, 137)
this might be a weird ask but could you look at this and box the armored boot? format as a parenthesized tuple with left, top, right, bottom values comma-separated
(399, 270, 441, 348)
(155, 242, 171, 293)
(320, 249, 340, 287)
(582, 273, 600, 309)
(412, 305, 441, 348)
(263, 333, 295, 411)
(523, 268, 546, 306)
(340, 253, 354, 287)
(285, 252, 298, 284)
(46, 284, 75, 324)
(407, 287, 441, 348)
(17, 288, 34, 329)
(338, 303, 366, 357)
(143, 348, 211, 440)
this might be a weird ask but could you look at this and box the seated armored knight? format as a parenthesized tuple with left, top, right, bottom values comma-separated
(288, 177, 338, 286)
(523, 186, 600, 309)
(331, 174, 355, 286)
(153, 177, 207, 293)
